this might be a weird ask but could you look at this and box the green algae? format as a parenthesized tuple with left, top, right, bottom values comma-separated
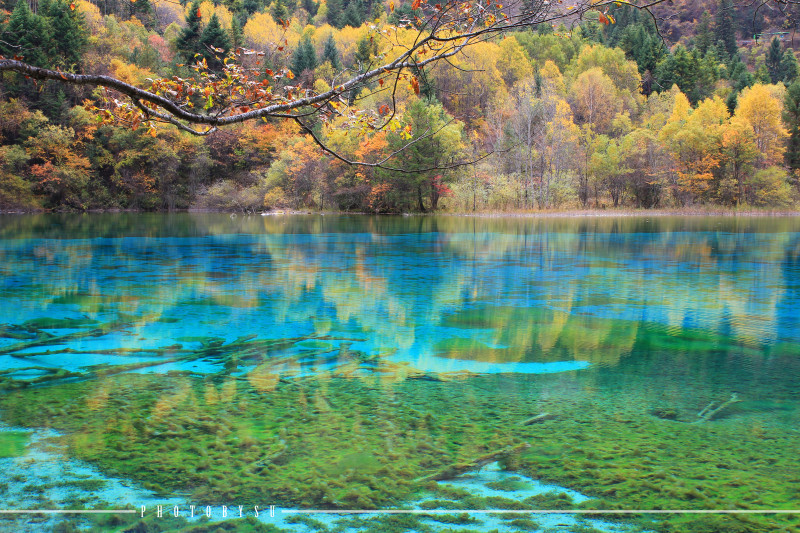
(503, 518, 540, 531)
(21, 317, 100, 330)
(0, 306, 798, 533)
(0, 431, 29, 458)
(483, 476, 529, 492)
(1, 370, 797, 533)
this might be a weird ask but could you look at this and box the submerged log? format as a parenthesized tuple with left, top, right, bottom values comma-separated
(694, 394, 741, 423)
(519, 413, 556, 426)
(414, 443, 531, 483)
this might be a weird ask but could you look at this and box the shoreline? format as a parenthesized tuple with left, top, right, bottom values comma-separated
(3, 208, 800, 217)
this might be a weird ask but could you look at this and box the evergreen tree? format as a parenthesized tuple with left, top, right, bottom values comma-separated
(766, 37, 783, 83)
(654, 46, 717, 104)
(291, 35, 317, 76)
(230, 16, 244, 49)
(780, 49, 799, 84)
(177, 1, 204, 64)
(42, 0, 88, 68)
(695, 11, 714, 55)
(199, 14, 231, 69)
(602, 3, 638, 46)
(2, 0, 51, 67)
(727, 54, 754, 92)
(353, 34, 377, 70)
(725, 90, 738, 114)
(714, 0, 738, 58)
(302, 0, 318, 16)
(344, 0, 362, 27)
(321, 33, 341, 71)
(326, 0, 344, 28)
(242, 0, 261, 14)
(580, 20, 605, 44)
(755, 63, 770, 84)
(714, 39, 730, 63)
(271, 0, 287, 23)
(784, 80, 800, 173)
(619, 24, 664, 75)
(129, 0, 156, 29)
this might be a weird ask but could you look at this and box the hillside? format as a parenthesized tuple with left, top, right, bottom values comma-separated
(0, 0, 799, 212)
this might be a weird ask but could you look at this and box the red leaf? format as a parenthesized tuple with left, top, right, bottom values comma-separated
(411, 0, 420, 10)
(196, 8, 202, 16)
(598, 12, 610, 25)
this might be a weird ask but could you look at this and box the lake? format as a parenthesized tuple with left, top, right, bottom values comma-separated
(0, 213, 798, 533)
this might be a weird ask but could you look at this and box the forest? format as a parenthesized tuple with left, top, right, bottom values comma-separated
(1, 0, 800, 212)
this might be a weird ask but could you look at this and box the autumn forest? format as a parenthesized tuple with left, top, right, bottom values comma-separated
(2, 0, 800, 213)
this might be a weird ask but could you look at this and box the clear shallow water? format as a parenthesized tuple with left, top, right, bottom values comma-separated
(0, 214, 798, 533)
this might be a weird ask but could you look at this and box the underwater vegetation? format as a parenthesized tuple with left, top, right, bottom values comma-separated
(0, 355, 798, 533)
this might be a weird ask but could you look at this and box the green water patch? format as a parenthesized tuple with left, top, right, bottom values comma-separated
(21, 317, 100, 330)
(0, 369, 797, 532)
(436, 306, 771, 366)
(0, 431, 29, 458)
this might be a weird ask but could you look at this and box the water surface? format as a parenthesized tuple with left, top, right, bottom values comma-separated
(0, 214, 797, 533)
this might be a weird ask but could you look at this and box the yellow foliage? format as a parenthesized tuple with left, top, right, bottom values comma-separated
(432, 41, 503, 126)
(735, 83, 789, 166)
(497, 37, 533, 88)
(659, 90, 690, 141)
(243, 12, 283, 49)
(570, 67, 620, 133)
(688, 96, 728, 129)
(540, 60, 565, 95)
(109, 58, 155, 86)
(76, 0, 102, 32)
(568, 44, 641, 101)
(189, 1, 233, 29)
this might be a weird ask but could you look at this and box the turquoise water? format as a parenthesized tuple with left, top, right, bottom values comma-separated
(0, 214, 798, 532)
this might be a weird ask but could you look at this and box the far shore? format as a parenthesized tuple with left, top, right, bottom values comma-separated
(3, 207, 800, 217)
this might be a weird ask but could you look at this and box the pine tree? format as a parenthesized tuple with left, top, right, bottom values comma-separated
(321, 33, 341, 71)
(302, 0, 318, 17)
(784, 80, 800, 173)
(271, 0, 287, 23)
(353, 34, 377, 70)
(199, 13, 231, 69)
(766, 37, 783, 83)
(129, 0, 156, 29)
(291, 35, 317, 76)
(2, 0, 51, 67)
(326, 0, 344, 28)
(755, 63, 770, 84)
(344, 0, 362, 27)
(230, 16, 244, 49)
(177, 1, 204, 64)
(40, 0, 88, 68)
(780, 49, 799, 84)
(728, 54, 754, 92)
(695, 11, 714, 55)
(714, 0, 738, 58)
